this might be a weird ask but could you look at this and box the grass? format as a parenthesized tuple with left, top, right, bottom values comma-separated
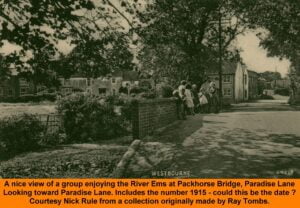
(0, 102, 57, 119)
(0, 144, 128, 178)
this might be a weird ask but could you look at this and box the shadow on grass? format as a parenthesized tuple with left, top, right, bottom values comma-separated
(269, 134, 300, 147)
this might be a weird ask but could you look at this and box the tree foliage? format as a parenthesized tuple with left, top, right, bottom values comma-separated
(259, 71, 282, 82)
(0, 0, 136, 84)
(1, 0, 299, 86)
(56, 32, 134, 79)
(243, 0, 300, 73)
(135, 0, 249, 84)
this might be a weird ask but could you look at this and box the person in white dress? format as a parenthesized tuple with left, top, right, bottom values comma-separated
(176, 80, 187, 119)
(185, 84, 195, 115)
(198, 88, 208, 113)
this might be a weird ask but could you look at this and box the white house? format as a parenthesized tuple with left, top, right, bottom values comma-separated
(207, 62, 259, 104)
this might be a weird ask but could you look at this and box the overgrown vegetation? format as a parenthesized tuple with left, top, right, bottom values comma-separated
(57, 94, 131, 142)
(0, 145, 127, 178)
(0, 114, 45, 159)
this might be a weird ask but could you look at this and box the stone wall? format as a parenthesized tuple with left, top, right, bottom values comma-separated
(132, 98, 178, 139)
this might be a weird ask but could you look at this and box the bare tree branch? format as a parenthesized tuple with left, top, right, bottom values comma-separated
(105, 0, 134, 28)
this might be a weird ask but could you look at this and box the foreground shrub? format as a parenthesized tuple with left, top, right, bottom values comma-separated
(39, 132, 67, 146)
(57, 94, 130, 142)
(0, 114, 45, 159)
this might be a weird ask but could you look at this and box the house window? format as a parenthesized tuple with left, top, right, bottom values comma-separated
(62, 88, 72, 94)
(112, 78, 116, 84)
(98, 88, 106, 94)
(6, 89, 13, 96)
(19, 78, 28, 86)
(223, 88, 232, 96)
(223, 75, 231, 83)
(20, 87, 29, 95)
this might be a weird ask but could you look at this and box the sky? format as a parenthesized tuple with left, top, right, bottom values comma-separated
(236, 31, 291, 77)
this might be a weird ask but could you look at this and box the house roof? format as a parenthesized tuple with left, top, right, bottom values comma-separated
(206, 62, 238, 75)
(248, 70, 259, 76)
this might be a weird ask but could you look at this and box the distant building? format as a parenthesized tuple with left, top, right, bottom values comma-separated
(112, 70, 139, 89)
(271, 79, 291, 89)
(0, 76, 35, 100)
(87, 76, 122, 96)
(58, 71, 141, 96)
(58, 76, 89, 95)
(0, 70, 152, 100)
(207, 62, 259, 104)
(248, 70, 259, 100)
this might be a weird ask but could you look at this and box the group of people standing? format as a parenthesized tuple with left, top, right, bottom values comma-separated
(173, 79, 220, 120)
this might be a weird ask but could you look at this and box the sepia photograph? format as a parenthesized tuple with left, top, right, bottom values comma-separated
(0, 0, 299, 179)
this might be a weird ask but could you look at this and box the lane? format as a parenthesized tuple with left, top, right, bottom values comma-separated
(165, 102, 300, 178)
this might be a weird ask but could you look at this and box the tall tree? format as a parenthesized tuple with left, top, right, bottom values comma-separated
(135, 0, 249, 84)
(58, 31, 134, 79)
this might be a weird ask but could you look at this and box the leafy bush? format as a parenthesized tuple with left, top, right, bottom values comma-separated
(129, 86, 142, 94)
(57, 94, 130, 142)
(275, 88, 290, 96)
(39, 133, 67, 146)
(0, 114, 45, 159)
(161, 85, 174, 98)
(105, 95, 126, 105)
(140, 90, 157, 99)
